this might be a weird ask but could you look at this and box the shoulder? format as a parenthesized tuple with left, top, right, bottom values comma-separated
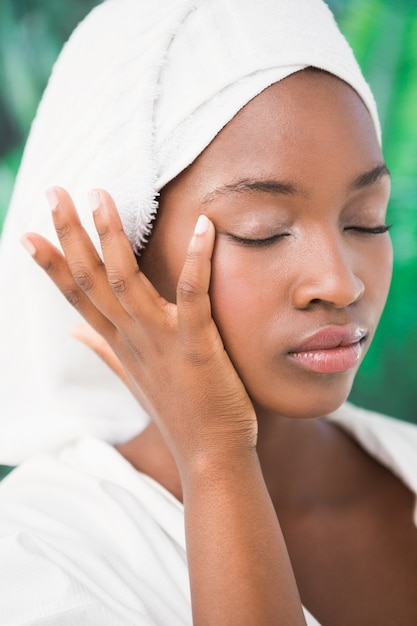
(326, 402, 417, 497)
(327, 401, 417, 443)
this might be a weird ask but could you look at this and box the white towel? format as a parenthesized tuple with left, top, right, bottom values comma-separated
(0, 0, 380, 463)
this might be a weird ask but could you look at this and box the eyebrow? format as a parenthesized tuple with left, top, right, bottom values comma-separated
(349, 163, 390, 191)
(201, 178, 303, 204)
(201, 163, 390, 205)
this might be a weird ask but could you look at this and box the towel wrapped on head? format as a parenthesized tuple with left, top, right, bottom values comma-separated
(0, 0, 380, 464)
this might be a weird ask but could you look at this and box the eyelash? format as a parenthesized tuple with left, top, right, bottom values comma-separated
(229, 224, 392, 247)
(345, 224, 392, 235)
(229, 234, 288, 247)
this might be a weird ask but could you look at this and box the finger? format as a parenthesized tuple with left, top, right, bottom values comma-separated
(91, 189, 163, 317)
(71, 323, 130, 387)
(47, 187, 103, 272)
(176, 215, 219, 347)
(47, 187, 131, 325)
(20, 232, 115, 340)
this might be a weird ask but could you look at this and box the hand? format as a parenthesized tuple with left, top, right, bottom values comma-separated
(21, 187, 306, 626)
(22, 187, 257, 474)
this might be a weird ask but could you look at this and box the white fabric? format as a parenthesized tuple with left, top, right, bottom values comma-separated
(0, 403, 416, 626)
(0, 0, 381, 464)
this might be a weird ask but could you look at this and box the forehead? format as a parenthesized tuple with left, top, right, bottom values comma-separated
(172, 69, 382, 197)
(141, 70, 387, 299)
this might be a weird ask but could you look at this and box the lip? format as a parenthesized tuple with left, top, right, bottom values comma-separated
(288, 325, 368, 374)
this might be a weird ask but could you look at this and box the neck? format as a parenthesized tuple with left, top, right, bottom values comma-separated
(255, 409, 341, 510)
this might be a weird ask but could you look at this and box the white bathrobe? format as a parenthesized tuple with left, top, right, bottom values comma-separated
(0, 403, 416, 626)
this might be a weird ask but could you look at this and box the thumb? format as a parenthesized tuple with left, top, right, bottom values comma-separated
(176, 214, 217, 344)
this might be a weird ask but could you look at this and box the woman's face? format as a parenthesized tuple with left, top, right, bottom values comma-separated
(140, 70, 392, 419)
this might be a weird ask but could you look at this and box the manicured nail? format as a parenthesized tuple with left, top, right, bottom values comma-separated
(20, 236, 36, 256)
(88, 189, 100, 211)
(45, 187, 59, 211)
(194, 214, 209, 235)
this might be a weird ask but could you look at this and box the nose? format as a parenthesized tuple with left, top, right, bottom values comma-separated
(290, 234, 365, 310)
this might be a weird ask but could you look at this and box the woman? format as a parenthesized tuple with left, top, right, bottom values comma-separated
(1, 0, 417, 624)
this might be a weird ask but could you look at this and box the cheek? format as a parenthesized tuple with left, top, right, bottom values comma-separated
(210, 256, 251, 338)
(209, 245, 288, 354)
(363, 237, 393, 316)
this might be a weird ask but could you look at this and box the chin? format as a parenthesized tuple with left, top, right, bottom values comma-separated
(282, 396, 349, 420)
(251, 373, 356, 420)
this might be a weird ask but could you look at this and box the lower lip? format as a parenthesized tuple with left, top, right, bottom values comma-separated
(288, 342, 363, 374)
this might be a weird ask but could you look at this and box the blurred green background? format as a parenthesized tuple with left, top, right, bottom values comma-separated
(0, 0, 416, 423)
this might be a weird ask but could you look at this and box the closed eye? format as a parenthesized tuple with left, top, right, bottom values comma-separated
(345, 224, 392, 235)
(228, 233, 289, 247)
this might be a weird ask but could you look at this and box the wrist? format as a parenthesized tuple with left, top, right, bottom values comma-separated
(179, 444, 261, 495)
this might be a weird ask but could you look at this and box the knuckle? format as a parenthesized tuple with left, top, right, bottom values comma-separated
(185, 248, 202, 264)
(55, 223, 72, 243)
(184, 350, 213, 366)
(73, 268, 94, 292)
(96, 224, 113, 245)
(42, 258, 66, 283)
(107, 273, 128, 294)
(177, 276, 199, 303)
(62, 287, 82, 308)
(43, 260, 56, 276)
(182, 339, 218, 367)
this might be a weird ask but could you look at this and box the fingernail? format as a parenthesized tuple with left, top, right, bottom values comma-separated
(20, 235, 36, 256)
(45, 187, 59, 211)
(88, 189, 100, 211)
(194, 214, 209, 235)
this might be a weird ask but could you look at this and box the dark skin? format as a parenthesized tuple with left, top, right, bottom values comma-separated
(258, 416, 417, 625)
(24, 70, 417, 624)
(118, 415, 417, 624)
(122, 70, 417, 624)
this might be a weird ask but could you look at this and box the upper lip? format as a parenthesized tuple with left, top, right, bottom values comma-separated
(289, 325, 368, 353)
